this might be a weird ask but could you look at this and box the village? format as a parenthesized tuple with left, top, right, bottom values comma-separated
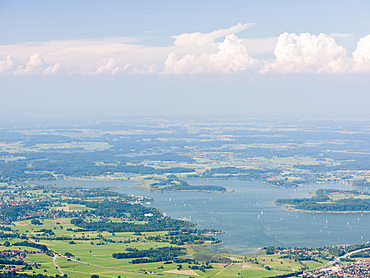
(300, 261, 370, 277)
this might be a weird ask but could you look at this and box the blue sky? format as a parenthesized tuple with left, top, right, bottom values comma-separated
(1, 1, 370, 119)
(2, 1, 370, 43)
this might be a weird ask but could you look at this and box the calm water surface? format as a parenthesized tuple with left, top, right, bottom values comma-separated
(37, 179, 370, 254)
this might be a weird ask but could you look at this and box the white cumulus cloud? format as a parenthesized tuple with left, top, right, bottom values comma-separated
(14, 53, 47, 75)
(0, 55, 15, 74)
(43, 63, 62, 76)
(209, 34, 257, 72)
(89, 58, 130, 75)
(352, 35, 370, 72)
(262, 32, 350, 73)
(14, 53, 61, 76)
(163, 28, 257, 74)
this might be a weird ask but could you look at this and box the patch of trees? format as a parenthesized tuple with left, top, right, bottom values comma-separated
(189, 262, 213, 272)
(265, 246, 275, 255)
(350, 251, 370, 258)
(31, 220, 43, 225)
(340, 257, 356, 262)
(0, 258, 25, 265)
(112, 246, 185, 264)
(64, 252, 74, 258)
(71, 216, 193, 233)
(80, 199, 161, 219)
(12, 241, 48, 252)
(353, 179, 370, 187)
(0, 232, 19, 239)
(0, 202, 50, 222)
(327, 242, 370, 256)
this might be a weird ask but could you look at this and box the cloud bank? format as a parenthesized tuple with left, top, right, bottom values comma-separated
(1, 23, 370, 76)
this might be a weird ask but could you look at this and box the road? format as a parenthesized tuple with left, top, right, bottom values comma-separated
(56, 253, 184, 277)
(53, 255, 64, 276)
(308, 247, 370, 272)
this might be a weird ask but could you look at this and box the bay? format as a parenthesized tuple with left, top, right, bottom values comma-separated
(36, 178, 370, 254)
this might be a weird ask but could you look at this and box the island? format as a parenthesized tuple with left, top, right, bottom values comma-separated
(148, 174, 227, 192)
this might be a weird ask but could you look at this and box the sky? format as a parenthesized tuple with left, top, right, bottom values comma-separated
(1, 0, 370, 120)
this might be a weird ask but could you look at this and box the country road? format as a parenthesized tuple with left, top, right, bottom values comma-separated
(57, 253, 183, 277)
(53, 255, 64, 276)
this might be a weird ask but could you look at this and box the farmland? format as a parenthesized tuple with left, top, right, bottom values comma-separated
(0, 119, 369, 188)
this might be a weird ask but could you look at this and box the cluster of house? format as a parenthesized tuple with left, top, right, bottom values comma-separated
(273, 248, 322, 256)
(300, 261, 370, 277)
(0, 250, 26, 259)
(0, 249, 38, 273)
(0, 196, 81, 225)
(2, 267, 22, 273)
(341, 261, 370, 277)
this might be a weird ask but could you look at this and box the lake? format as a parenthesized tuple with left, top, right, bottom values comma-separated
(36, 178, 370, 254)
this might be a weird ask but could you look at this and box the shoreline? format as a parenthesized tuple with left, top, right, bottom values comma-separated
(281, 204, 370, 214)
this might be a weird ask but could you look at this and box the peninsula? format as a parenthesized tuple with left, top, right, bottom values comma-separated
(276, 189, 370, 213)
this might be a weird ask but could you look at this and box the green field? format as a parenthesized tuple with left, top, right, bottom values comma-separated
(0, 217, 315, 278)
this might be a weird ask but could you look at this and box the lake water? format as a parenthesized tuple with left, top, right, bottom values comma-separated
(36, 179, 370, 254)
